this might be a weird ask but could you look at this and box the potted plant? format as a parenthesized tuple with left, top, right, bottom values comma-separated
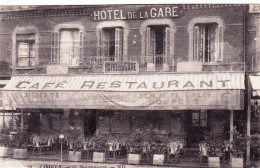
(230, 127, 250, 168)
(67, 129, 82, 162)
(127, 129, 143, 164)
(92, 131, 108, 163)
(150, 129, 168, 165)
(12, 130, 30, 159)
(205, 135, 225, 168)
(80, 136, 94, 160)
(0, 133, 10, 157)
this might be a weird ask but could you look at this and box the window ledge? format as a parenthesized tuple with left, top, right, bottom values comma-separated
(68, 65, 86, 69)
(202, 62, 244, 65)
(12, 66, 36, 70)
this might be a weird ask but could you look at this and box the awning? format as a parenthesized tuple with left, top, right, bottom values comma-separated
(249, 75, 260, 97)
(0, 80, 9, 86)
(2, 73, 245, 110)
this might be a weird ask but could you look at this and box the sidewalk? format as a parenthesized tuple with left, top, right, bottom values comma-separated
(0, 151, 259, 168)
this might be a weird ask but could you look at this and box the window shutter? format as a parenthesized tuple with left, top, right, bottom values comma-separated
(150, 29, 156, 55)
(51, 32, 59, 63)
(193, 26, 199, 61)
(216, 25, 223, 62)
(145, 27, 151, 56)
(79, 30, 84, 64)
(164, 27, 170, 64)
(99, 29, 103, 56)
(115, 28, 123, 61)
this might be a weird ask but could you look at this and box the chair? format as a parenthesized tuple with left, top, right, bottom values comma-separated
(167, 141, 180, 163)
(43, 135, 55, 152)
(199, 141, 208, 163)
(142, 142, 151, 162)
(114, 142, 121, 158)
(106, 142, 116, 159)
(224, 140, 230, 160)
(32, 137, 43, 155)
(67, 141, 74, 153)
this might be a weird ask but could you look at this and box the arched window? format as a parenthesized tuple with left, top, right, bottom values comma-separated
(140, 19, 176, 71)
(188, 17, 225, 62)
(52, 23, 85, 66)
(96, 21, 129, 61)
(12, 26, 39, 67)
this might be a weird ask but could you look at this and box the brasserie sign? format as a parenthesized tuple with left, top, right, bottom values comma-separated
(93, 6, 183, 21)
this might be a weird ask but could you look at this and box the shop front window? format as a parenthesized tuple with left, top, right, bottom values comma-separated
(16, 34, 36, 67)
(192, 110, 207, 127)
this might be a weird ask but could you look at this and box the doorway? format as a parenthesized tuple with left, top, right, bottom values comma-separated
(84, 110, 97, 136)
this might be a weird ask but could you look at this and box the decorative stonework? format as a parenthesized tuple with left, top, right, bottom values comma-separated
(53, 22, 85, 32)
(0, 5, 244, 21)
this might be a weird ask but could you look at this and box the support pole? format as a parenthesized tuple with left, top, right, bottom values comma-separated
(2, 109, 5, 129)
(21, 109, 24, 132)
(230, 110, 234, 160)
(246, 79, 251, 165)
(12, 108, 14, 129)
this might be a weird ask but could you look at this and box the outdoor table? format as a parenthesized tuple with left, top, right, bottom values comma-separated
(181, 148, 200, 158)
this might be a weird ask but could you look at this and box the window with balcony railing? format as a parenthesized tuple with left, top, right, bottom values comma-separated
(145, 25, 170, 70)
(100, 27, 123, 62)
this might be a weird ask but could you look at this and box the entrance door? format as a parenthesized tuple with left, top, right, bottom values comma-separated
(185, 110, 208, 147)
(84, 110, 97, 136)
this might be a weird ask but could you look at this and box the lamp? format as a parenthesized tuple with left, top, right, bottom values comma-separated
(59, 134, 65, 161)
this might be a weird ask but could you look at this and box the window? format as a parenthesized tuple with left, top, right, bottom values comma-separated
(51, 26, 83, 66)
(16, 34, 36, 67)
(192, 110, 207, 127)
(99, 27, 123, 61)
(146, 25, 170, 69)
(188, 17, 224, 62)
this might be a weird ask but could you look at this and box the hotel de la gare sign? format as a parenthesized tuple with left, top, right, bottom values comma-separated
(93, 5, 183, 21)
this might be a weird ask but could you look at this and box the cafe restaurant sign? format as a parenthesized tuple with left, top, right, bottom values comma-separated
(2, 73, 244, 110)
(93, 6, 183, 21)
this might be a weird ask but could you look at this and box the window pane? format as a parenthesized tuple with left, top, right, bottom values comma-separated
(18, 43, 29, 58)
(18, 58, 29, 67)
(30, 58, 36, 67)
(200, 120, 207, 127)
(194, 24, 219, 63)
(60, 29, 80, 65)
(192, 112, 199, 119)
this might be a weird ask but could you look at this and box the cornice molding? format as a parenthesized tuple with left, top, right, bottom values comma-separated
(0, 4, 244, 21)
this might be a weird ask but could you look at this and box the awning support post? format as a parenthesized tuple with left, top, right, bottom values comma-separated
(21, 108, 24, 132)
(246, 80, 251, 165)
(3, 109, 5, 129)
(12, 108, 14, 129)
(230, 110, 234, 161)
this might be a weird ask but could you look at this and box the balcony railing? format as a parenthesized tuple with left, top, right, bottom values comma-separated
(82, 55, 174, 73)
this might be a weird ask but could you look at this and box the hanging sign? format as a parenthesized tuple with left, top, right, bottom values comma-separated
(104, 61, 139, 74)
